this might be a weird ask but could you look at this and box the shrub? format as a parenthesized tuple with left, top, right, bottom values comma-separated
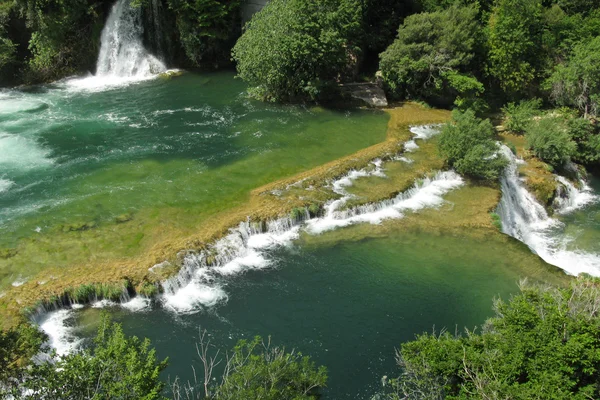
(15, 314, 168, 399)
(567, 117, 600, 166)
(502, 98, 542, 134)
(525, 117, 576, 167)
(386, 276, 600, 399)
(438, 109, 507, 181)
(232, 0, 362, 102)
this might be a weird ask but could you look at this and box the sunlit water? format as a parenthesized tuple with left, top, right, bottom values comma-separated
(4, 72, 600, 399)
(0, 72, 387, 288)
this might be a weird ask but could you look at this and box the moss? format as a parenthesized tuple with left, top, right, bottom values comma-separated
(137, 282, 159, 297)
(490, 212, 502, 230)
(289, 207, 305, 221)
(0, 248, 17, 259)
(308, 203, 321, 218)
(61, 221, 97, 233)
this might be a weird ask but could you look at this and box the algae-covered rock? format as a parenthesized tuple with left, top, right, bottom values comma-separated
(61, 221, 97, 232)
(115, 213, 133, 223)
(159, 69, 184, 80)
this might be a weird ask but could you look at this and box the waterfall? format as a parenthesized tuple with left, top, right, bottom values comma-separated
(496, 145, 600, 276)
(36, 125, 464, 352)
(64, 0, 166, 90)
(96, 0, 166, 78)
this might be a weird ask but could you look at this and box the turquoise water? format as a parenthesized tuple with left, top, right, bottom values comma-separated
(71, 220, 563, 399)
(3, 72, 593, 399)
(0, 72, 388, 289)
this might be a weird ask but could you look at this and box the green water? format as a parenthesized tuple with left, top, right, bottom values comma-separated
(0, 72, 387, 289)
(3, 72, 588, 398)
(71, 219, 563, 399)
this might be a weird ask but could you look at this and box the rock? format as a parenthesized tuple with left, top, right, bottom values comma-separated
(340, 82, 388, 108)
(159, 69, 184, 80)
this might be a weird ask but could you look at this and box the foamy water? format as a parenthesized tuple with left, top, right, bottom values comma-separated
(497, 145, 600, 276)
(38, 309, 82, 356)
(0, 178, 14, 193)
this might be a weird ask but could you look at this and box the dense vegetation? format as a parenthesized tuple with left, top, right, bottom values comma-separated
(438, 109, 507, 181)
(5, 279, 600, 399)
(1, 316, 327, 400)
(0, 0, 241, 84)
(381, 276, 600, 399)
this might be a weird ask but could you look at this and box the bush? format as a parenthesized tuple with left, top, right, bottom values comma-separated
(568, 117, 600, 166)
(385, 276, 600, 399)
(502, 98, 542, 134)
(379, 5, 481, 105)
(232, 0, 362, 102)
(438, 109, 507, 181)
(14, 314, 168, 399)
(525, 117, 576, 167)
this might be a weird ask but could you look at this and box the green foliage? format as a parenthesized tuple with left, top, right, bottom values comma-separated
(66, 281, 129, 304)
(384, 276, 600, 399)
(167, 0, 241, 68)
(16, 0, 106, 83)
(16, 314, 168, 399)
(438, 109, 507, 181)
(232, 0, 363, 102)
(490, 212, 502, 230)
(487, 0, 544, 97)
(212, 336, 327, 400)
(567, 117, 600, 165)
(525, 117, 576, 167)
(308, 203, 321, 218)
(379, 5, 481, 104)
(546, 36, 600, 117)
(502, 98, 542, 134)
(0, 323, 45, 394)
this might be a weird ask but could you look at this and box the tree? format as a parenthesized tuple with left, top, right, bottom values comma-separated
(546, 37, 600, 118)
(14, 314, 168, 399)
(379, 5, 482, 105)
(232, 0, 362, 102)
(526, 117, 576, 167)
(486, 0, 544, 98)
(171, 333, 328, 400)
(383, 276, 600, 399)
(438, 109, 507, 181)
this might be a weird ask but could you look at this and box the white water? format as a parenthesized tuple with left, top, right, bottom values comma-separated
(497, 145, 600, 276)
(38, 309, 82, 357)
(66, 0, 166, 90)
(554, 175, 597, 214)
(0, 178, 14, 193)
(162, 125, 463, 314)
(38, 124, 464, 352)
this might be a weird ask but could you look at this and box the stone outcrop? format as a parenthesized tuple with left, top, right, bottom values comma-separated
(341, 83, 389, 108)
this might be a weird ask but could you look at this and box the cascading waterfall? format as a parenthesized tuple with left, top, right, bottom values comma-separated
(65, 0, 166, 90)
(96, 0, 166, 78)
(496, 145, 600, 276)
(37, 125, 465, 352)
